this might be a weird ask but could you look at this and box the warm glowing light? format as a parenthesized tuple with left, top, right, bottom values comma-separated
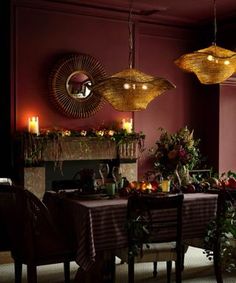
(207, 55, 214, 61)
(224, 60, 230, 65)
(97, 130, 104, 136)
(123, 83, 130, 89)
(108, 130, 115, 136)
(142, 84, 148, 90)
(146, 183, 152, 189)
(122, 118, 133, 133)
(28, 116, 39, 135)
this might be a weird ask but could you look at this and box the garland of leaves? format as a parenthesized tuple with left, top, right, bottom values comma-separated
(22, 127, 145, 172)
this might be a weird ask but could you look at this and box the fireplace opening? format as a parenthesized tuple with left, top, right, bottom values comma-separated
(45, 159, 120, 191)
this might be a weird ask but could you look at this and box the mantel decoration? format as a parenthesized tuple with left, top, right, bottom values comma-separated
(92, 0, 175, 111)
(151, 126, 201, 186)
(22, 126, 145, 173)
(175, 0, 236, 84)
(49, 53, 107, 118)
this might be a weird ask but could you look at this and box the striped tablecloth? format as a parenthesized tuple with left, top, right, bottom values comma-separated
(58, 193, 218, 271)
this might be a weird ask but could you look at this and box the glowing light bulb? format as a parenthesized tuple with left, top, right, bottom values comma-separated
(142, 84, 148, 90)
(132, 84, 136, 89)
(123, 83, 130, 89)
(224, 60, 230, 65)
(207, 55, 214, 61)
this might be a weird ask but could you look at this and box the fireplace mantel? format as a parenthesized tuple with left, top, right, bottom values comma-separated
(43, 137, 117, 161)
(19, 136, 139, 199)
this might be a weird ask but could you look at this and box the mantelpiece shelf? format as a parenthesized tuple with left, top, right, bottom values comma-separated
(23, 136, 139, 163)
(42, 137, 117, 161)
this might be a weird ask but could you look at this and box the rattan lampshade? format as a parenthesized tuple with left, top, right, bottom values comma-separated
(175, 44, 236, 84)
(92, 68, 175, 111)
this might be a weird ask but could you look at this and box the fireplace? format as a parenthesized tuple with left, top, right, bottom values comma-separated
(21, 137, 138, 199)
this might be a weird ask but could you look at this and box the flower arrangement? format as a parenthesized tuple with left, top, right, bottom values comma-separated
(152, 126, 201, 183)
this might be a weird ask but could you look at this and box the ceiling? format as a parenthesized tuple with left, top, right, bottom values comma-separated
(47, 0, 236, 26)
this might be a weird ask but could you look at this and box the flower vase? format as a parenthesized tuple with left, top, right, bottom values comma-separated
(174, 168, 182, 187)
(174, 166, 190, 187)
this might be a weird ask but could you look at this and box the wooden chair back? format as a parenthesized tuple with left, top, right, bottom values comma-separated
(0, 184, 17, 252)
(0, 185, 75, 282)
(127, 193, 184, 283)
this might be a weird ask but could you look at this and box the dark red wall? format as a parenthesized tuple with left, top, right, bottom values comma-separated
(15, 3, 132, 131)
(219, 81, 236, 173)
(11, 0, 236, 178)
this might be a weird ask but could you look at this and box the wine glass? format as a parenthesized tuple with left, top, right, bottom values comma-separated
(99, 163, 109, 185)
(112, 166, 122, 190)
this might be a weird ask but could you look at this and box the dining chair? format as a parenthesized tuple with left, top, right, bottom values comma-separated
(1, 184, 76, 283)
(0, 182, 14, 254)
(184, 189, 236, 283)
(116, 193, 184, 283)
(213, 189, 236, 283)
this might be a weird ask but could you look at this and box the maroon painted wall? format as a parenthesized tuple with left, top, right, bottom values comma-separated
(14, 3, 132, 131)
(134, 23, 202, 177)
(219, 80, 236, 174)
(13, 0, 236, 179)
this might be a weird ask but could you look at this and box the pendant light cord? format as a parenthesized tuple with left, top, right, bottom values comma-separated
(213, 0, 217, 45)
(128, 0, 134, 69)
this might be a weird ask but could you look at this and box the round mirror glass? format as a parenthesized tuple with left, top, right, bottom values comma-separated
(66, 72, 92, 99)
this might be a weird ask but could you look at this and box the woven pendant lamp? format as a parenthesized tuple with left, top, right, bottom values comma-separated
(175, 0, 236, 85)
(92, 1, 175, 111)
(93, 68, 174, 111)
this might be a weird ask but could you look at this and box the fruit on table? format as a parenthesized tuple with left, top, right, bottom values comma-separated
(129, 181, 138, 189)
(227, 177, 236, 188)
(150, 180, 159, 191)
(180, 184, 195, 193)
(208, 177, 221, 188)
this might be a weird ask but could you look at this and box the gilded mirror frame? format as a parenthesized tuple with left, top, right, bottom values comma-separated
(49, 53, 107, 118)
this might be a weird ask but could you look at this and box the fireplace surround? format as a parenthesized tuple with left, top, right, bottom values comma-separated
(19, 137, 138, 199)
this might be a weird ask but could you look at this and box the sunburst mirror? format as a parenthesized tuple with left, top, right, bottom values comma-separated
(49, 53, 107, 118)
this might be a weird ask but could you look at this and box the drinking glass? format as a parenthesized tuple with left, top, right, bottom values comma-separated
(99, 163, 109, 185)
(112, 166, 122, 190)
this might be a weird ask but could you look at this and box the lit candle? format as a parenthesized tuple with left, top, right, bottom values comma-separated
(28, 116, 39, 135)
(122, 118, 133, 133)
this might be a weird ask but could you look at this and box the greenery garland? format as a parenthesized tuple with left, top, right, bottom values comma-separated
(21, 127, 145, 171)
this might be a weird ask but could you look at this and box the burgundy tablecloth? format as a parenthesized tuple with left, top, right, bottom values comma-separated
(45, 193, 218, 271)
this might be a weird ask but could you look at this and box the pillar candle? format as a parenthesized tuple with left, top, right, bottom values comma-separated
(122, 118, 133, 133)
(28, 116, 39, 135)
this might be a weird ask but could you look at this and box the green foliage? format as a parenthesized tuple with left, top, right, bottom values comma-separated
(204, 200, 236, 272)
(126, 214, 151, 258)
(152, 126, 201, 178)
(22, 127, 145, 168)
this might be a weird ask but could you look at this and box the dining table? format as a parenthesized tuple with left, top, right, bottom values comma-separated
(43, 191, 218, 283)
